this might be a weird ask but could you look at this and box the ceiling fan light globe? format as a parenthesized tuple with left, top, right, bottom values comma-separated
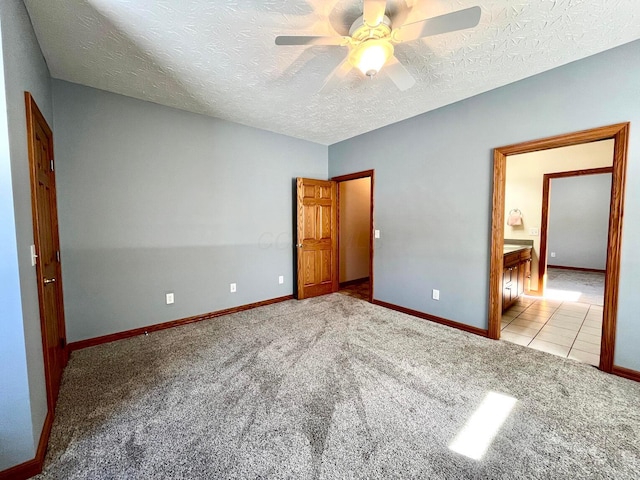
(350, 40, 393, 78)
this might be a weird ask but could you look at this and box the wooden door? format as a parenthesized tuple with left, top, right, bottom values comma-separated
(26, 92, 67, 410)
(296, 178, 338, 299)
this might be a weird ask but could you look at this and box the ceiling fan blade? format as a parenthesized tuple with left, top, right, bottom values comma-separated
(320, 57, 353, 93)
(393, 6, 481, 43)
(384, 56, 415, 91)
(363, 0, 387, 27)
(275, 35, 349, 46)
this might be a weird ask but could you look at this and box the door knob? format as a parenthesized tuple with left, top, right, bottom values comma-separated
(44, 278, 56, 284)
(296, 244, 303, 248)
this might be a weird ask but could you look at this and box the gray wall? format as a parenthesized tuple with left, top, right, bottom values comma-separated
(0, 0, 52, 469)
(548, 174, 611, 270)
(52, 80, 327, 342)
(329, 40, 640, 371)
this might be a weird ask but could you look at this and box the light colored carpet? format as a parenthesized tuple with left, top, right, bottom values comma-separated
(546, 267, 605, 306)
(37, 294, 640, 479)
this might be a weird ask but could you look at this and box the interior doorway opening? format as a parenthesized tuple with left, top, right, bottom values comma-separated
(332, 170, 374, 303)
(502, 164, 612, 367)
(500, 166, 613, 367)
(488, 123, 629, 373)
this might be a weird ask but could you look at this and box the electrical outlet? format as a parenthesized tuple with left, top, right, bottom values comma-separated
(374, 230, 380, 239)
(551, 252, 556, 258)
(230, 283, 237, 293)
(166, 293, 174, 305)
(432, 289, 440, 301)
(529, 227, 539, 236)
(278, 275, 284, 284)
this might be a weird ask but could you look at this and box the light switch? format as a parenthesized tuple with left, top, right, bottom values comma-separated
(230, 283, 237, 293)
(529, 227, 539, 236)
(166, 293, 174, 304)
(374, 230, 380, 239)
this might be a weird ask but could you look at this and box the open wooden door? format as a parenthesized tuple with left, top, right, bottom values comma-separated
(296, 178, 338, 299)
(26, 92, 68, 410)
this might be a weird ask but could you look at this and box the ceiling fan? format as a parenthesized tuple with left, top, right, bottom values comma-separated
(275, 1, 481, 92)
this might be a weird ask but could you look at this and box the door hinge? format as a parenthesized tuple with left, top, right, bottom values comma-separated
(60, 338, 66, 349)
(56, 250, 60, 262)
(50, 159, 54, 171)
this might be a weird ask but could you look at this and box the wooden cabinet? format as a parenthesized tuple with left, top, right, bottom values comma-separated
(502, 247, 532, 311)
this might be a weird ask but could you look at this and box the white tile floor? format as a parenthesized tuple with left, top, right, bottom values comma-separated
(501, 296, 602, 366)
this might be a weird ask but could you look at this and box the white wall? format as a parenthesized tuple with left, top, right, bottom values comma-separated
(504, 140, 613, 289)
(547, 174, 611, 270)
(0, 0, 52, 469)
(329, 40, 640, 371)
(339, 178, 370, 283)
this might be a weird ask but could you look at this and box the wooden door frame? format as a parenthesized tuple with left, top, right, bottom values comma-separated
(538, 166, 613, 291)
(488, 123, 629, 373)
(25, 92, 68, 410)
(331, 170, 375, 303)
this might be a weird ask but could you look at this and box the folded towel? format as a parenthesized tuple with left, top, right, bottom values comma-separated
(507, 213, 522, 227)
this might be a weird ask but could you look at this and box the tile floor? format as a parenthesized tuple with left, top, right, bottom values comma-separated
(501, 296, 602, 366)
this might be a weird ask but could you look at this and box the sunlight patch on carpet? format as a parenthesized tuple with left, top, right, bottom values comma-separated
(544, 288, 582, 302)
(449, 391, 517, 461)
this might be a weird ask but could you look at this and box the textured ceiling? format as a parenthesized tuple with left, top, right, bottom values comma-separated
(24, 0, 640, 145)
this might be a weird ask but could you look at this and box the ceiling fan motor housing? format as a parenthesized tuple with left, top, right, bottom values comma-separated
(349, 14, 392, 40)
(348, 15, 394, 76)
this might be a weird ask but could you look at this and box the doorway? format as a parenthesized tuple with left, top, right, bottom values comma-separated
(333, 170, 374, 303)
(488, 123, 629, 373)
(502, 163, 612, 366)
(25, 92, 68, 410)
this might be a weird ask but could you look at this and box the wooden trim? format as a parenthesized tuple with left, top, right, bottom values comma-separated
(331, 170, 375, 303)
(488, 123, 630, 376)
(612, 365, 640, 383)
(373, 299, 489, 338)
(339, 277, 369, 288)
(331, 169, 374, 183)
(541, 166, 613, 179)
(488, 147, 507, 340)
(369, 172, 375, 303)
(539, 166, 613, 292)
(0, 410, 53, 480)
(0, 458, 40, 480)
(493, 123, 630, 155)
(538, 173, 550, 294)
(68, 295, 293, 351)
(547, 265, 606, 274)
(602, 124, 630, 372)
(331, 181, 339, 294)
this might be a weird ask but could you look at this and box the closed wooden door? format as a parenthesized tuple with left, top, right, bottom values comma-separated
(296, 178, 338, 299)
(26, 92, 67, 410)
